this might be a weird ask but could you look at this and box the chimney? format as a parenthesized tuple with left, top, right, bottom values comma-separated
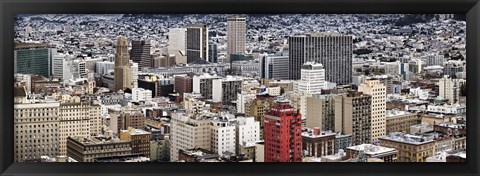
(313, 127, 320, 136)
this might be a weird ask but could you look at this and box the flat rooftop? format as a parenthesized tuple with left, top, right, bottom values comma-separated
(347, 144, 396, 155)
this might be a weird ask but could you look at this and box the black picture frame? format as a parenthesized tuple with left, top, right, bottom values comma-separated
(1, 0, 479, 175)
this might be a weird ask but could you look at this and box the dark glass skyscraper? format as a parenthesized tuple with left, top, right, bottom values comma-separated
(14, 43, 52, 77)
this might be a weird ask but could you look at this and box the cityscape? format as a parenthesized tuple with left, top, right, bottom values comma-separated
(13, 14, 466, 162)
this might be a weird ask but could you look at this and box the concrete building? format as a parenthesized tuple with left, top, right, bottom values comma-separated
(114, 36, 133, 92)
(212, 76, 243, 106)
(386, 110, 419, 134)
(235, 115, 260, 155)
(186, 23, 208, 63)
(288, 32, 352, 85)
(255, 141, 264, 162)
(358, 79, 386, 142)
(236, 93, 256, 114)
(120, 127, 151, 158)
(66, 136, 132, 162)
(170, 113, 212, 161)
(52, 52, 74, 81)
(302, 128, 336, 157)
(14, 101, 60, 162)
(168, 28, 187, 64)
(379, 132, 436, 162)
(334, 91, 372, 145)
(131, 40, 152, 69)
(208, 43, 218, 63)
(117, 110, 146, 134)
(259, 55, 290, 80)
(227, 17, 246, 63)
(335, 134, 353, 153)
(345, 144, 397, 162)
(210, 118, 236, 156)
(306, 94, 336, 131)
(298, 62, 326, 95)
(132, 88, 153, 102)
(264, 101, 302, 162)
(192, 73, 221, 99)
(438, 75, 461, 104)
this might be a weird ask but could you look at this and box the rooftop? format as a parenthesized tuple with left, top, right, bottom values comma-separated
(380, 132, 435, 145)
(347, 144, 397, 155)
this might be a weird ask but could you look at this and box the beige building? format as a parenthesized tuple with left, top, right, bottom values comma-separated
(386, 110, 419, 135)
(67, 136, 132, 162)
(170, 112, 212, 161)
(114, 36, 133, 91)
(14, 101, 60, 162)
(358, 79, 386, 142)
(379, 132, 436, 162)
(334, 91, 372, 145)
(306, 94, 336, 131)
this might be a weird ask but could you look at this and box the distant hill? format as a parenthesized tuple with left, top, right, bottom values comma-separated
(394, 14, 435, 26)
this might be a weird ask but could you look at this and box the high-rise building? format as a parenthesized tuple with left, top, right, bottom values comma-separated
(235, 115, 260, 155)
(58, 100, 102, 156)
(298, 62, 326, 95)
(120, 127, 151, 158)
(14, 101, 60, 162)
(306, 94, 336, 130)
(170, 113, 212, 161)
(131, 40, 152, 69)
(288, 32, 352, 85)
(358, 79, 386, 142)
(246, 96, 276, 139)
(227, 17, 246, 63)
(114, 36, 133, 92)
(212, 76, 243, 106)
(264, 101, 302, 162)
(168, 28, 187, 64)
(208, 43, 218, 63)
(334, 91, 372, 145)
(192, 73, 221, 99)
(14, 43, 52, 77)
(438, 75, 462, 104)
(174, 75, 193, 97)
(186, 24, 208, 63)
(52, 51, 74, 81)
(131, 61, 139, 88)
(259, 55, 289, 80)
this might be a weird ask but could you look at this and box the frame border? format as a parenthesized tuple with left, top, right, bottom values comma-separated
(1, 0, 479, 175)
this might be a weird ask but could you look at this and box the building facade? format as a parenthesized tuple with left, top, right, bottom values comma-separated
(114, 36, 133, 91)
(358, 79, 387, 142)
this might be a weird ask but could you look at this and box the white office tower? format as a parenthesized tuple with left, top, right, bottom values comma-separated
(438, 75, 462, 104)
(212, 76, 244, 106)
(131, 61, 138, 88)
(132, 88, 152, 102)
(235, 115, 260, 154)
(52, 52, 74, 81)
(298, 62, 326, 95)
(227, 17, 246, 62)
(168, 28, 187, 64)
(358, 79, 386, 142)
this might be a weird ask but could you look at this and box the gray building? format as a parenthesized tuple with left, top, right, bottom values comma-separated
(335, 134, 353, 153)
(288, 32, 353, 85)
(186, 23, 208, 63)
(208, 43, 218, 63)
(14, 43, 52, 77)
(260, 55, 289, 80)
(131, 40, 152, 69)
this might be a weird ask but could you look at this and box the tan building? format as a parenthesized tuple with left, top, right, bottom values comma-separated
(306, 94, 336, 131)
(245, 96, 276, 139)
(58, 101, 102, 156)
(120, 127, 151, 157)
(386, 110, 419, 135)
(170, 112, 212, 161)
(66, 136, 132, 162)
(227, 17, 246, 62)
(358, 79, 386, 142)
(114, 36, 133, 91)
(421, 113, 456, 126)
(334, 91, 372, 145)
(379, 132, 436, 162)
(14, 101, 60, 162)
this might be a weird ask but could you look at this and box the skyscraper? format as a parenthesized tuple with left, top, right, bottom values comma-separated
(186, 24, 208, 63)
(298, 62, 326, 95)
(227, 17, 246, 63)
(131, 40, 151, 69)
(288, 32, 353, 85)
(14, 43, 52, 77)
(334, 91, 372, 145)
(358, 79, 387, 142)
(208, 43, 218, 63)
(264, 101, 302, 162)
(168, 28, 187, 64)
(114, 36, 133, 92)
